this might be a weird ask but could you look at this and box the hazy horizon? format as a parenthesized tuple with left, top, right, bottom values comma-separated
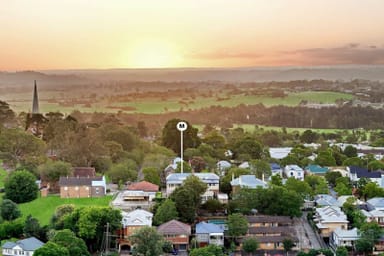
(1, 0, 384, 71)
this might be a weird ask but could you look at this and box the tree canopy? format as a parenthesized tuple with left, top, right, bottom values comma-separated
(4, 170, 39, 203)
(161, 119, 200, 155)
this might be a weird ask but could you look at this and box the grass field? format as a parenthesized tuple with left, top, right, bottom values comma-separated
(18, 195, 113, 226)
(110, 91, 353, 114)
(5, 90, 354, 114)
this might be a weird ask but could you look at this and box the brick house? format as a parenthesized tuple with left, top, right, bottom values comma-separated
(244, 215, 299, 251)
(58, 176, 106, 198)
(157, 219, 191, 252)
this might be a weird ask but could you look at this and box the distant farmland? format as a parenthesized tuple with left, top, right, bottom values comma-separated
(4, 90, 353, 114)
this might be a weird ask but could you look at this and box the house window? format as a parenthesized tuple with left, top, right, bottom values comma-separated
(290, 172, 294, 176)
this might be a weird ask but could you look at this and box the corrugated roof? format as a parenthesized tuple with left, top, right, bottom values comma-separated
(196, 221, 224, 234)
(2, 237, 44, 251)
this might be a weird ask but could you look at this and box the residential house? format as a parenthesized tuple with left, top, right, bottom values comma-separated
(2, 237, 44, 256)
(315, 194, 340, 207)
(269, 147, 292, 160)
(238, 162, 249, 169)
(270, 163, 283, 177)
(247, 215, 292, 228)
(330, 228, 359, 249)
(58, 176, 106, 198)
(126, 181, 159, 201)
(118, 209, 153, 253)
(314, 206, 349, 238)
(230, 175, 267, 194)
(165, 173, 220, 202)
(111, 181, 159, 211)
(361, 209, 384, 227)
(195, 221, 225, 247)
(164, 157, 182, 177)
(366, 197, 384, 211)
(157, 220, 191, 252)
(217, 160, 231, 175)
(305, 164, 329, 176)
(245, 215, 298, 251)
(348, 166, 382, 185)
(284, 165, 304, 181)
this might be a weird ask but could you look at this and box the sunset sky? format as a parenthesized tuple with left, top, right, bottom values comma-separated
(1, 0, 384, 70)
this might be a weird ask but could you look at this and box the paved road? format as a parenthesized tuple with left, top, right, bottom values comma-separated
(298, 212, 326, 249)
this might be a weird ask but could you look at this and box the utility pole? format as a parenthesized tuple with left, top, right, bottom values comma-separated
(105, 222, 110, 254)
(176, 121, 187, 173)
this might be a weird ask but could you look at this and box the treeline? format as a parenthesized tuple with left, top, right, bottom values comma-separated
(72, 104, 384, 135)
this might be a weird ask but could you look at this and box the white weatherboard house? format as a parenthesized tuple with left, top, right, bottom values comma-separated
(284, 165, 304, 181)
(196, 221, 225, 246)
(331, 228, 359, 248)
(121, 209, 153, 228)
(2, 237, 44, 256)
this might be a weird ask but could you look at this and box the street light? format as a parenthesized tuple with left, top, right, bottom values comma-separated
(176, 121, 188, 173)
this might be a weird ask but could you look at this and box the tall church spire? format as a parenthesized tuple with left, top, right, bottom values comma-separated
(32, 80, 39, 114)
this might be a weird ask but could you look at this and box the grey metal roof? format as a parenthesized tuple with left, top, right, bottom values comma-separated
(230, 175, 267, 188)
(59, 176, 103, 186)
(196, 221, 224, 234)
(2, 237, 44, 251)
(166, 173, 219, 184)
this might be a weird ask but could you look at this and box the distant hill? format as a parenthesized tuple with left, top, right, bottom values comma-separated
(43, 65, 384, 82)
(2, 65, 384, 85)
(0, 71, 88, 88)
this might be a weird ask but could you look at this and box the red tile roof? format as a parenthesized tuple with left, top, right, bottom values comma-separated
(127, 181, 159, 192)
(157, 220, 191, 235)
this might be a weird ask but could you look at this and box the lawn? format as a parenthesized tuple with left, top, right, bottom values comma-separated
(18, 195, 113, 226)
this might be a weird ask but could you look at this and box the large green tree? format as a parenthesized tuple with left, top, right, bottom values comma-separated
(232, 136, 264, 160)
(0, 100, 15, 126)
(38, 160, 72, 191)
(0, 199, 21, 221)
(227, 213, 248, 240)
(107, 160, 138, 183)
(51, 229, 90, 256)
(242, 237, 259, 255)
(153, 199, 178, 226)
(161, 119, 200, 155)
(0, 128, 46, 168)
(34, 242, 69, 256)
(24, 214, 41, 238)
(4, 170, 39, 203)
(130, 226, 165, 256)
(249, 159, 271, 180)
(170, 175, 207, 223)
(62, 206, 122, 252)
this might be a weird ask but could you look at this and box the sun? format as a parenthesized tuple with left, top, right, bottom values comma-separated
(125, 39, 182, 68)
